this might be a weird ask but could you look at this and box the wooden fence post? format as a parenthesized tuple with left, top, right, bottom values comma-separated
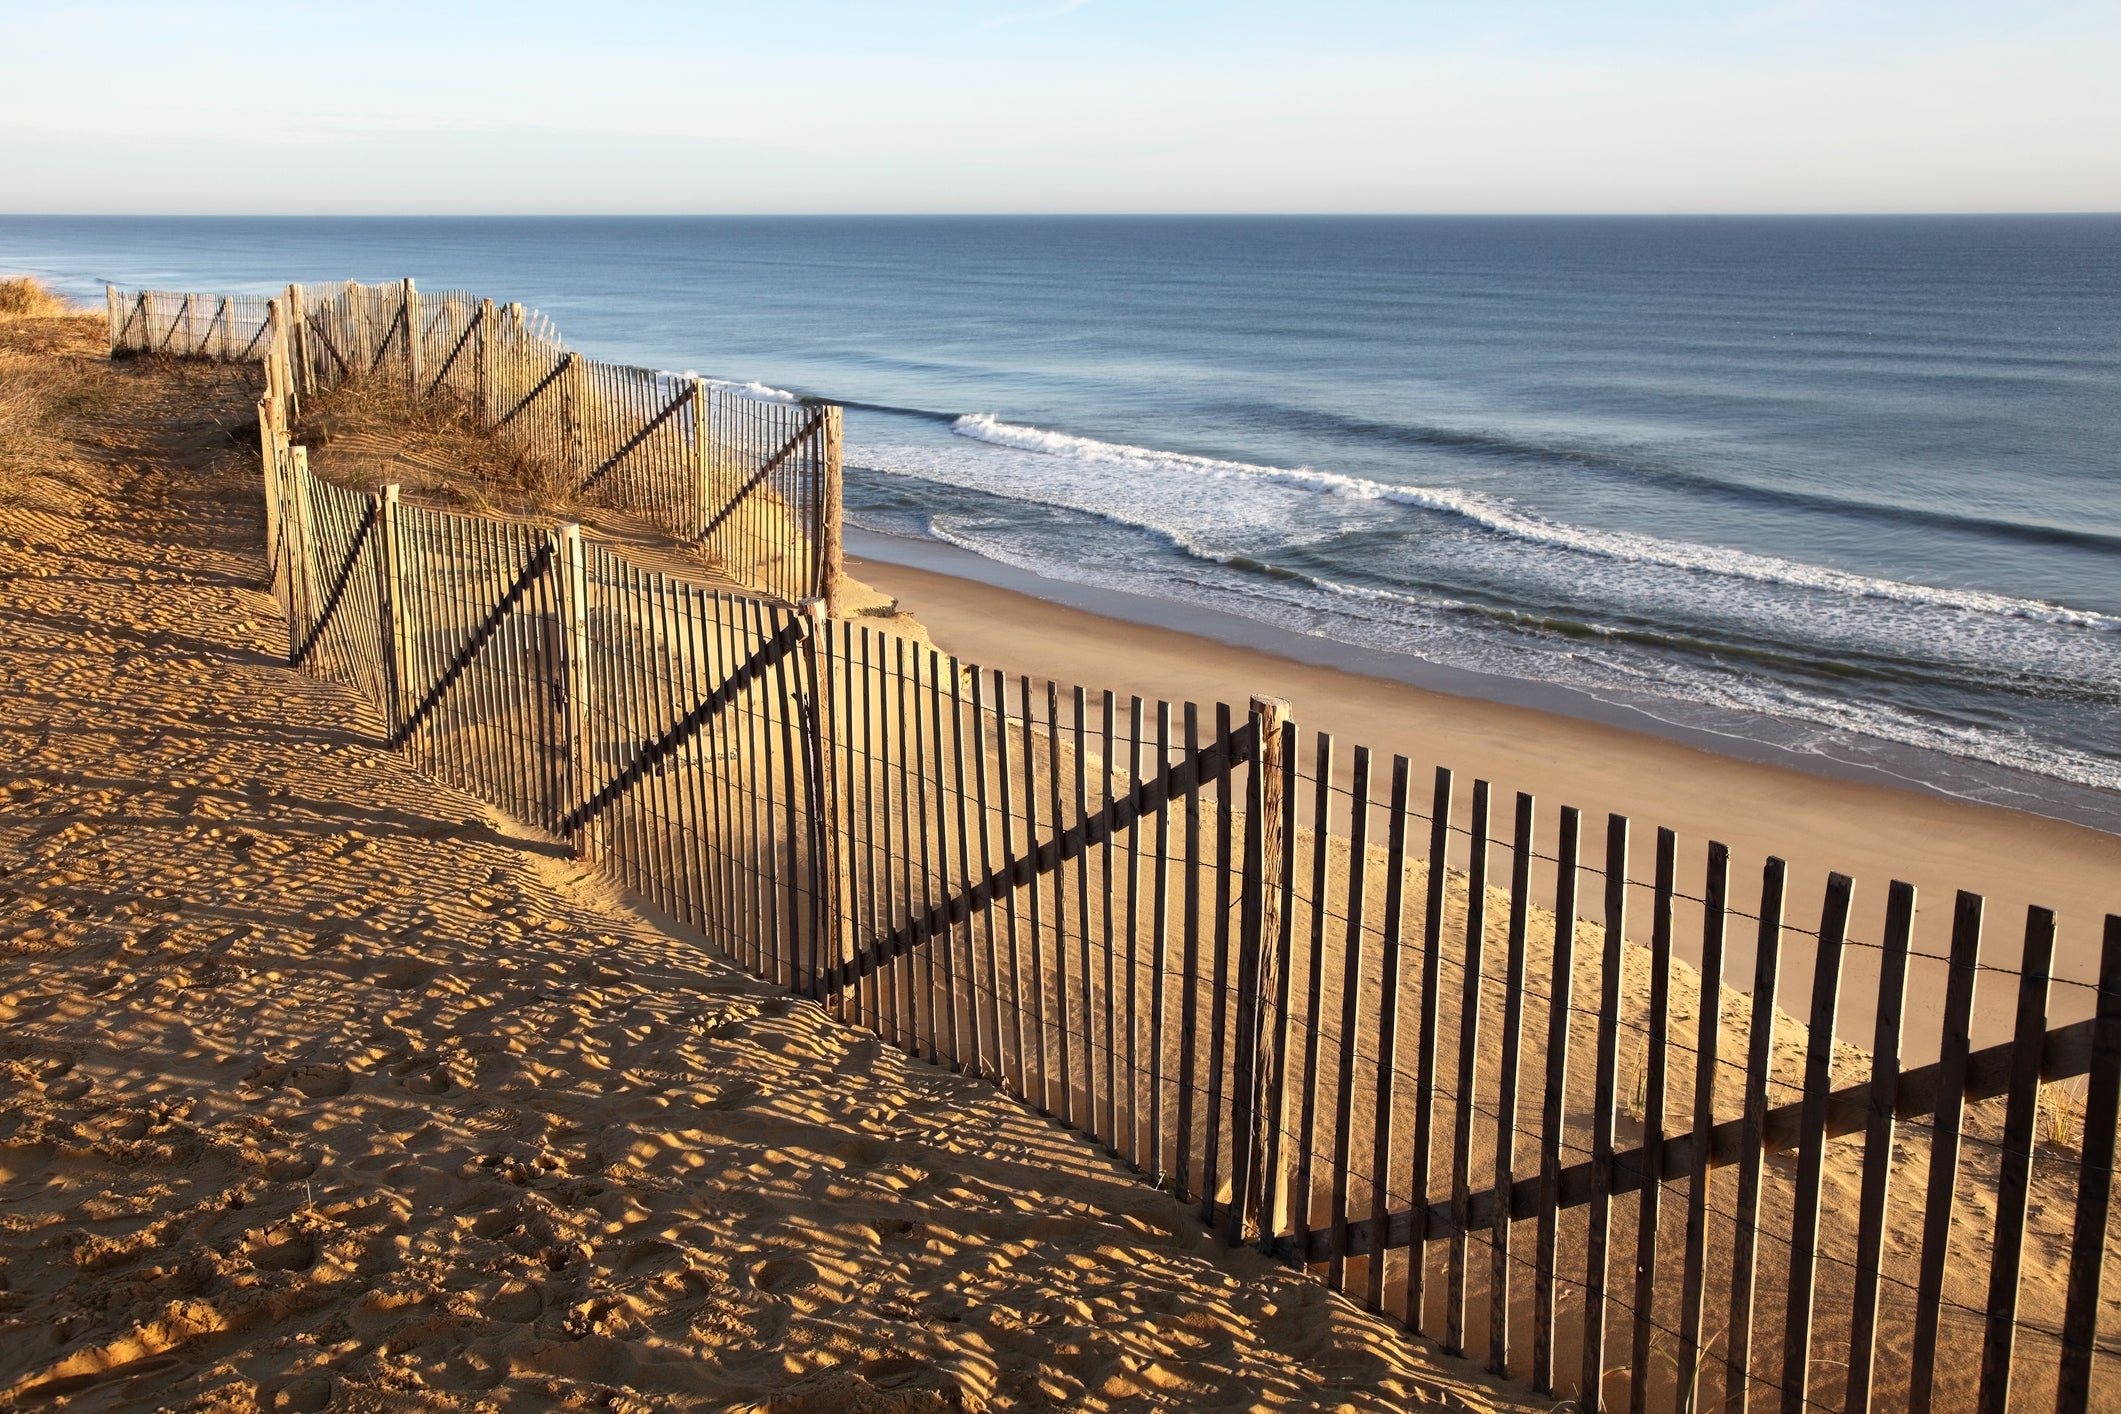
(373, 485, 411, 738)
(820, 405, 845, 616)
(285, 284, 309, 400)
(477, 298, 495, 425)
(402, 278, 422, 394)
(261, 298, 283, 429)
(104, 285, 119, 355)
(1240, 696, 1292, 1242)
(555, 523, 593, 852)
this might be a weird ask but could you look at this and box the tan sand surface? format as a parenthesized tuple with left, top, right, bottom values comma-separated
(0, 316, 1544, 1409)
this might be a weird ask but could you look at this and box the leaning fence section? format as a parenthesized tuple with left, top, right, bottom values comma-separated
(117, 277, 843, 611)
(249, 333, 2121, 1413)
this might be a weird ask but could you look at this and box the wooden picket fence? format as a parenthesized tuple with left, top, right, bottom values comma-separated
(249, 404, 2121, 1412)
(112, 279, 843, 611)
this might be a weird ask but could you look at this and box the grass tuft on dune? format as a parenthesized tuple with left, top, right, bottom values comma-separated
(0, 276, 75, 321)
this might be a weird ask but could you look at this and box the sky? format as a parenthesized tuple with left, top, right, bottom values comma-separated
(2, 0, 2117, 214)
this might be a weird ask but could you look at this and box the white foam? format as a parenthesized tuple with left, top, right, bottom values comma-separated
(713, 379, 800, 404)
(948, 415, 2116, 631)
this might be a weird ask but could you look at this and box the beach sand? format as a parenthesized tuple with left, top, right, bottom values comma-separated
(0, 313, 1544, 1409)
(9, 300, 2119, 1411)
(848, 553, 2121, 1059)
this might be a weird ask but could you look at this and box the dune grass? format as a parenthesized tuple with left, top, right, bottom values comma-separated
(0, 277, 74, 321)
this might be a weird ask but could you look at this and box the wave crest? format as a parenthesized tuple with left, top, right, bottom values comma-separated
(948, 414, 2115, 631)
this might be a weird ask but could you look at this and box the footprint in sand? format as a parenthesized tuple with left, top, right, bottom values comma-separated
(485, 1278, 544, 1323)
(289, 1063, 350, 1098)
(749, 1256, 825, 1296)
(245, 1226, 318, 1272)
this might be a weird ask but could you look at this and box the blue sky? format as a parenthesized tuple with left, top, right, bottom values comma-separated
(3, 0, 2116, 213)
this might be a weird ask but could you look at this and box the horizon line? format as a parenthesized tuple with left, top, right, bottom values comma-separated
(5, 209, 2121, 221)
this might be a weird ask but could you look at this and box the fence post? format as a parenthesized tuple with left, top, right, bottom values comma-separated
(476, 297, 495, 425)
(820, 406, 845, 616)
(285, 283, 309, 400)
(402, 278, 421, 394)
(104, 285, 119, 355)
(554, 523, 593, 852)
(373, 485, 410, 738)
(1237, 696, 1292, 1242)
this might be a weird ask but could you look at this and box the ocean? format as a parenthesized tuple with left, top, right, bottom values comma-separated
(5, 214, 2116, 831)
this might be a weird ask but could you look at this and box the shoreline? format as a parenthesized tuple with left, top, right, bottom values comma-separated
(847, 526, 2121, 837)
(847, 532, 2121, 1058)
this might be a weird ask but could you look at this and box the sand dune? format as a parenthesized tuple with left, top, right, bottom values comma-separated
(0, 318, 1539, 1409)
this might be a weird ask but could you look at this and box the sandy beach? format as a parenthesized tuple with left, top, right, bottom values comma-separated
(7, 292, 2119, 1411)
(0, 309, 1546, 1411)
(848, 551, 2121, 1058)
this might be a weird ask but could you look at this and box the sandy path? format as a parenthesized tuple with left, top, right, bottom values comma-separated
(0, 322, 1543, 1410)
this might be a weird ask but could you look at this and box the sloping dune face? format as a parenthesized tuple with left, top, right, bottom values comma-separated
(0, 319, 1532, 1411)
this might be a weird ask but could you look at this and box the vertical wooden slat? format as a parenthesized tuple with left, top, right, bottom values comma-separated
(1021, 676, 1051, 1113)
(1125, 697, 1146, 1166)
(1174, 702, 1203, 1201)
(868, 631, 895, 1038)
(1448, 780, 1493, 1354)
(1907, 891, 1985, 1414)
(1102, 689, 1119, 1153)
(1149, 700, 1174, 1180)
(1202, 701, 1236, 1227)
(1845, 879, 1915, 1414)
(1364, 757, 1411, 1309)
(1724, 857, 1786, 1414)
(1230, 703, 1272, 1246)
(2057, 914, 2121, 1412)
(1582, 813, 1630, 1413)
(1532, 804, 1581, 1395)
(1975, 906, 2057, 1412)
(1780, 871, 1853, 1414)
(1491, 790, 1535, 1375)
(1256, 711, 1299, 1253)
(1080, 687, 1102, 1143)
(909, 646, 938, 1057)
(1676, 841, 1730, 1408)
(995, 669, 1028, 1098)
(1048, 681, 1075, 1121)
(930, 652, 963, 1067)
(1406, 766, 1454, 1334)
(768, 600, 803, 987)
(1628, 828, 1680, 1414)
(968, 668, 1002, 1084)
(1326, 746, 1372, 1294)
(1293, 732, 1334, 1272)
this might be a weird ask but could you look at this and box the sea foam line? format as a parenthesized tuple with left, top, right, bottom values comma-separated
(948, 414, 2117, 631)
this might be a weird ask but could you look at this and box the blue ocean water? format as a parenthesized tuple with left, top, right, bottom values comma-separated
(6, 215, 2116, 827)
